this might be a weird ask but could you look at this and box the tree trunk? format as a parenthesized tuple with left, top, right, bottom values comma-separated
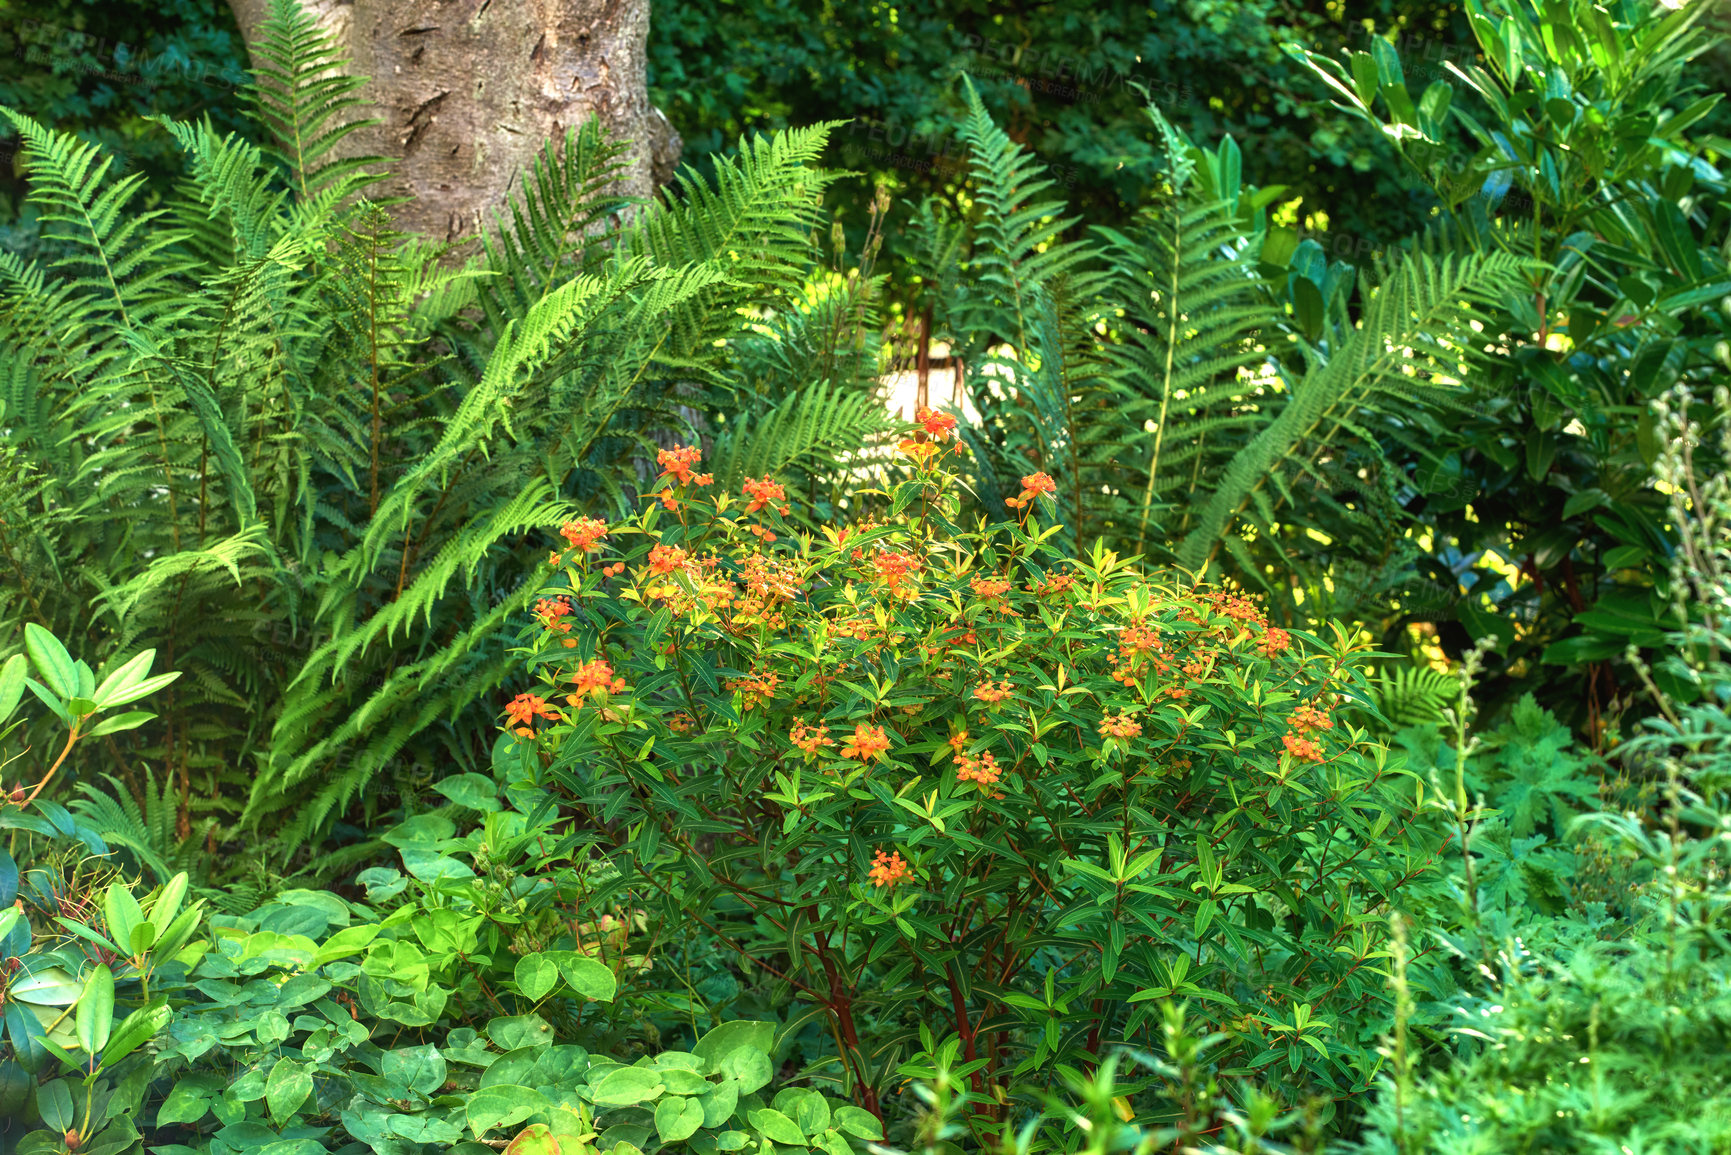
(226, 0, 681, 243)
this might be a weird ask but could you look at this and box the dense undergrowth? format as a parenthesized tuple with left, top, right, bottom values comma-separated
(3, 0, 1731, 1151)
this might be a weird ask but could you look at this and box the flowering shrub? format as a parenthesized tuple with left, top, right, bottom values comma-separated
(500, 421, 1447, 1133)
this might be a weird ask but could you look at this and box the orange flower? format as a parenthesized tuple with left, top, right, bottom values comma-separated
(897, 438, 943, 467)
(872, 551, 923, 599)
(868, 849, 912, 888)
(669, 712, 695, 733)
(648, 544, 689, 576)
(1260, 627, 1292, 656)
(567, 659, 625, 700)
(1282, 732, 1324, 763)
(1099, 712, 1142, 739)
(970, 575, 1012, 601)
(559, 517, 608, 553)
(1291, 705, 1333, 734)
(973, 679, 1015, 704)
(841, 722, 891, 763)
(790, 719, 834, 754)
(947, 730, 971, 756)
(916, 406, 959, 440)
(956, 750, 1002, 786)
(724, 668, 783, 711)
(1006, 471, 1057, 510)
(656, 444, 714, 487)
(742, 476, 790, 515)
(534, 597, 574, 634)
(504, 693, 561, 728)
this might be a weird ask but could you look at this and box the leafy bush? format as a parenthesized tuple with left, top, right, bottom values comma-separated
(495, 428, 1447, 1139)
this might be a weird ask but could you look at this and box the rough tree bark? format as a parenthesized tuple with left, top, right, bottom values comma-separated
(226, 0, 682, 242)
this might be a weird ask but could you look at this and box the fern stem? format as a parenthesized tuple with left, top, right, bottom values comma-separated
(1136, 204, 1186, 557)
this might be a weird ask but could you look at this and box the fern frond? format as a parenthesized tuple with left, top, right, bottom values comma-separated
(1176, 249, 1537, 573)
(708, 384, 893, 489)
(242, 0, 381, 201)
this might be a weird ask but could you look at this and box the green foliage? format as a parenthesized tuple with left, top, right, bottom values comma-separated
(914, 88, 1533, 629)
(1290, 0, 1731, 728)
(0, 0, 867, 857)
(0, 843, 833, 1155)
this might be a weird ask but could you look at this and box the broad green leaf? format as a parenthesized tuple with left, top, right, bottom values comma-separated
(75, 964, 114, 1054)
(11, 967, 83, 1006)
(90, 649, 157, 709)
(547, 952, 616, 1003)
(514, 954, 558, 1001)
(435, 773, 503, 811)
(265, 1058, 313, 1124)
(103, 884, 146, 957)
(748, 1107, 806, 1144)
(0, 654, 26, 724)
(697, 1079, 739, 1128)
(157, 1077, 217, 1127)
(92, 671, 180, 709)
(382, 1044, 447, 1095)
(692, 1020, 776, 1069)
(590, 1065, 664, 1107)
(23, 625, 76, 700)
(149, 873, 189, 934)
(466, 1084, 549, 1138)
(102, 1000, 172, 1065)
(488, 1014, 555, 1051)
(389, 1115, 467, 1143)
(36, 1078, 74, 1132)
(834, 1105, 884, 1140)
(87, 711, 156, 737)
(655, 1096, 705, 1143)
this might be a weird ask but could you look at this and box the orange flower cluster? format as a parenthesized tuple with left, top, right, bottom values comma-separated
(567, 659, 626, 701)
(955, 749, 1002, 786)
(841, 722, 891, 762)
(1282, 732, 1324, 763)
(602, 561, 627, 579)
(790, 719, 834, 754)
(505, 692, 561, 735)
(973, 679, 1015, 704)
(970, 574, 1012, 602)
(873, 551, 923, 599)
(1006, 471, 1057, 511)
(1031, 571, 1078, 597)
(1260, 627, 1292, 656)
(1109, 624, 1171, 685)
(899, 407, 962, 466)
(1099, 712, 1142, 739)
(917, 406, 958, 440)
(534, 597, 574, 635)
(868, 849, 912, 888)
(732, 552, 802, 628)
(1213, 593, 1264, 624)
(1291, 705, 1333, 734)
(742, 476, 790, 515)
(725, 667, 783, 711)
(648, 545, 689, 575)
(668, 712, 695, 733)
(897, 437, 944, 467)
(559, 518, 608, 553)
(657, 444, 714, 488)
